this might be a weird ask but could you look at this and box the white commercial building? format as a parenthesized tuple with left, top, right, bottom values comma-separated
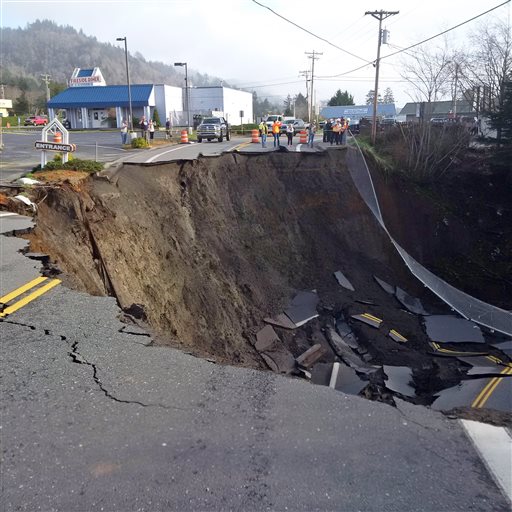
(188, 86, 253, 124)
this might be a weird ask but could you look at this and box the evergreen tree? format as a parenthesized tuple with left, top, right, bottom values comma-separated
(327, 89, 354, 106)
(365, 89, 383, 105)
(283, 94, 293, 116)
(153, 108, 161, 126)
(294, 93, 308, 120)
(383, 87, 395, 104)
(13, 92, 29, 115)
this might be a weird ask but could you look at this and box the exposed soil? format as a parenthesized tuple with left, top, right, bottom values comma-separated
(9, 148, 511, 424)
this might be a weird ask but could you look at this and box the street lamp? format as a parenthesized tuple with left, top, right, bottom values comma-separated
(174, 62, 190, 130)
(116, 37, 133, 132)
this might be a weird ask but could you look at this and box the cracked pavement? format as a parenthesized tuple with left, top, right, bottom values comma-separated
(1, 218, 511, 511)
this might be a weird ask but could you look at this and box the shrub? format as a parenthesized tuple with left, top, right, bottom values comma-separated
(131, 137, 149, 149)
(32, 158, 104, 174)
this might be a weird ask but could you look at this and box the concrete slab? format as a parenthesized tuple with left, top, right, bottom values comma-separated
(425, 315, 486, 344)
(374, 275, 395, 295)
(461, 419, 512, 503)
(395, 286, 429, 315)
(284, 290, 319, 327)
(263, 313, 297, 330)
(333, 270, 355, 291)
(351, 312, 382, 328)
(383, 365, 416, 397)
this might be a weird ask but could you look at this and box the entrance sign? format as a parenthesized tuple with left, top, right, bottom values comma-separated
(38, 119, 73, 168)
(35, 141, 76, 152)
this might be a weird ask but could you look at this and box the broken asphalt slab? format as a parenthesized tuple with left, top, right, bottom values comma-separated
(424, 315, 486, 344)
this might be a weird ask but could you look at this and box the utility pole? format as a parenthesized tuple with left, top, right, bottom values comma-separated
(299, 70, 310, 119)
(305, 51, 322, 124)
(365, 10, 398, 144)
(40, 73, 51, 104)
(452, 63, 459, 118)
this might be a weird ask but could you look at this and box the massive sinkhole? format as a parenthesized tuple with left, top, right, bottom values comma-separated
(22, 150, 512, 420)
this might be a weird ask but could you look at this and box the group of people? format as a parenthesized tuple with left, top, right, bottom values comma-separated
(257, 119, 317, 148)
(322, 118, 349, 145)
(139, 117, 156, 144)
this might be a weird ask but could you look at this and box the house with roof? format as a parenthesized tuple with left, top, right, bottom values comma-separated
(320, 104, 396, 123)
(399, 100, 476, 122)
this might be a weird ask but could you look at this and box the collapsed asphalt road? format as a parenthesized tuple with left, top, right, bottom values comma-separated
(18, 148, 512, 419)
(1, 146, 511, 510)
(1, 213, 511, 511)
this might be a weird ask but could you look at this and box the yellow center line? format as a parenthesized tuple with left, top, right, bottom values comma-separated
(471, 367, 512, 409)
(390, 329, 407, 341)
(0, 276, 48, 304)
(362, 313, 382, 323)
(0, 279, 61, 318)
(231, 141, 253, 151)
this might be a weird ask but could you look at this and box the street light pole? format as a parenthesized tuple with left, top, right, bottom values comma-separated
(116, 37, 133, 132)
(174, 62, 190, 130)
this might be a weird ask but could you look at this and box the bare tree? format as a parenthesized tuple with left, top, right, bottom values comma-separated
(401, 43, 453, 105)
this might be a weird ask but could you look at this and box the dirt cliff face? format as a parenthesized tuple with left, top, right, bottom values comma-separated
(28, 151, 416, 365)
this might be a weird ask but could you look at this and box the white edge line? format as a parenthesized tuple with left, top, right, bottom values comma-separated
(296, 144, 302, 152)
(0, 212, 18, 217)
(146, 145, 189, 163)
(329, 362, 340, 389)
(461, 419, 512, 504)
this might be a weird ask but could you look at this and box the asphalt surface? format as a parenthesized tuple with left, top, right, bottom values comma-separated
(1, 133, 511, 510)
(0, 128, 321, 183)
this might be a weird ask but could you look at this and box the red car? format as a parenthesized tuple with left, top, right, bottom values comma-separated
(24, 115, 48, 126)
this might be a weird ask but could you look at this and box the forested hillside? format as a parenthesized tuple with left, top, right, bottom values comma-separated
(2, 20, 225, 113)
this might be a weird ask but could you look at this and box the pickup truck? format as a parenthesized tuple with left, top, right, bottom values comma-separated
(196, 117, 230, 142)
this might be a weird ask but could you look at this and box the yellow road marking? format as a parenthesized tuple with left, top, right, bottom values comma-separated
(471, 367, 512, 409)
(231, 141, 252, 151)
(361, 312, 382, 323)
(0, 276, 48, 304)
(390, 329, 407, 342)
(0, 279, 61, 318)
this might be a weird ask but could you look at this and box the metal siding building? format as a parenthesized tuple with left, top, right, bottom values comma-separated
(189, 87, 253, 124)
(320, 104, 396, 122)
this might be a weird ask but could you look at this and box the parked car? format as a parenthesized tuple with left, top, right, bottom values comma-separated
(24, 115, 48, 126)
(196, 117, 230, 142)
(279, 119, 307, 135)
(430, 117, 448, 125)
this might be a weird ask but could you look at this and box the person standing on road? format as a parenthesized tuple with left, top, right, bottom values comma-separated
(322, 119, 329, 143)
(332, 119, 341, 145)
(121, 119, 128, 145)
(307, 122, 316, 148)
(272, 119, 281, 147)
(165, 118, 171, 140)
(148, 120, 155, 144)
(286, 121, 294, 146)
(140, 116, 149, 142)
(259, 120, 268, 148)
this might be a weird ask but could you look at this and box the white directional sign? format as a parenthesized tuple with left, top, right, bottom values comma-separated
(35, 141, 76, 152)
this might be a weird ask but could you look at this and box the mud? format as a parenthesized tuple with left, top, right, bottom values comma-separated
(15, 150, 511, 423)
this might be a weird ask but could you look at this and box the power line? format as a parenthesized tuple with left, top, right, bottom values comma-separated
(251, 0, 371, 63)
(315, 0, 510, 82)
(380, 0, 511, 62)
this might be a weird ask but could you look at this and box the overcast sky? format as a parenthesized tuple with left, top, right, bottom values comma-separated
(2, 0, 510, 107)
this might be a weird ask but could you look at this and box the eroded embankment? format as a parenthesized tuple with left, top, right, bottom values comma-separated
(27, 151, 425, 366)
